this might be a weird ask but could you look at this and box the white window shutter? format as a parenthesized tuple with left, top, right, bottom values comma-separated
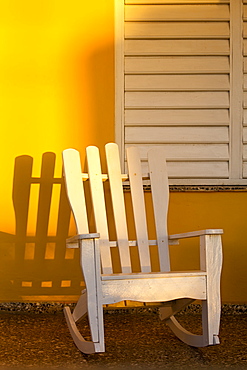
(115, 0, 246, 185)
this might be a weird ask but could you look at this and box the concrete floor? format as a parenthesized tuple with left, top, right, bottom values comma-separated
(0, 310, 246, 370)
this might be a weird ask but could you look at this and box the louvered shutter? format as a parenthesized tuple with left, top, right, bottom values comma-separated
(115, 0, 245, 184)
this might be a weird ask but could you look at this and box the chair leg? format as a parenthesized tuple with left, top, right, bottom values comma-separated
(64, 289, 105, 354)
(200, 234, 222, 345)
(201, 294, 221, 345)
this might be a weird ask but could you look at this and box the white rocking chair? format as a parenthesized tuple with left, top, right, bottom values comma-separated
(62, 143, 223, 354)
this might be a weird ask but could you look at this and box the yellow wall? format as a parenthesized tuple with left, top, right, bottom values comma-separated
(0, 1, 246, 303)
(0, 0, 115, 234)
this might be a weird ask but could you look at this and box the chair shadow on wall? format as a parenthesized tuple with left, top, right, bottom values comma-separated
(0, 152, 83, 302)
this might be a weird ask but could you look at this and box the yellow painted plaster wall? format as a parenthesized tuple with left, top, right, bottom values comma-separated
(0, 1, 246, 303)
(0, 0, 114, 233)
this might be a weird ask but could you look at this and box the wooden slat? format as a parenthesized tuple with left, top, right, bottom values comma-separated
(125, 5, 230, 21)
(243, 22, 247, 37)
(125, 39, 229, 56)
(125, 109, 229, 125)
(105, 143, 132, 273)
(242, 162, 247, 178)
(244, 4, 247, 19)
(126, 146, 151, 273)
(148, 148, 170, 271)
(243, 57, 247, 73)
(242, 127, 247, 143)
(125, 0, 230, 4)
(125, 126, 229, 143)
(125, 56, 230, 74)
(242, 144, 247, 160)
(101, 276, 207, 304)
(125, 22, 229, 39)
(62, 149, 89, 234)
(243, 109, 247, 125)
(86, 146, 113, 275)
(125, 74, 229, 91)
(139, 161, 229, 178)
(126, 144, 229, 160)
(125, 91, 229, 108)
(243, 40, 247, 56)
(243, 92, 247, 108)
(243, 75, 247, 91)
(101, 271, 206, 281)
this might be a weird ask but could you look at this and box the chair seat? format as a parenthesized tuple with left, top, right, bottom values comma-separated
(101, 271, 207, 305)
(101, 270, 207, 280)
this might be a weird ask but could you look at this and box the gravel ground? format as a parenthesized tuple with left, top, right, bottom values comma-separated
(0, 308, 246, 370)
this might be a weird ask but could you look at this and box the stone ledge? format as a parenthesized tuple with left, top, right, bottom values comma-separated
(0, 302, 246, 315)
(124, 185, 247, 192)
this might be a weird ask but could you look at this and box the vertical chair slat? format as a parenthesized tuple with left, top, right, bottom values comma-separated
(148, 148, 170, 272)
(62, 149, 89, 235)
(105, 143, 131, 273)
(86, 146, 112, 275)
(126, 146, 151, 273)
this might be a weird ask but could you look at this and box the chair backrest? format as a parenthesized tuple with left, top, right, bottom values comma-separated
(62, 143, 170, 275)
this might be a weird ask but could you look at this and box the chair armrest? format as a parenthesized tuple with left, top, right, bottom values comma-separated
(168, 229, 223, 243)
(66, 233, 100, 248)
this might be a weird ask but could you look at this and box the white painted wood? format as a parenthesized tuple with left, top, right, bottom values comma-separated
(148, 148, 170, 271)
(125, 109, 229, 125)
(62, 149, 89, 234)
(114, 0, 125, 167)
(126, 146, 151, 272)
(105, 143, 132, 273)
(86, 146, 112, 274)
(101, 275, 207, 304)
(200, 234, 223, 345)
(125, 92, 229, 108)
(62, 143, 223, 352)
(109, 238, 179, 247)
(125, 4, 230, 21)
(101, 271, 206, 281)
(125, 0, 230, 5)
(169, 229, 223, 241)
(159, 298, 194, 321)
(229, 0, 243, 180)
(72, 290, 88, 322)
(64, 306, 95, 354)
(125, 74, 229, 91)
(242, 162, 247, 178)
(125, 40, 230, 56)
(63, 237, 105, 353)
(93, 238, 105, 353)
(125, 126, 229, 143)
(166, 315, 208, 347)
(79, 238, 100, 345)
(125, 22, 229, 39)
(125, 56, 230, 74)
(242, 127, 247, 142)
(135, 161, 229, 179)
(126, 144, 229, 161)
(242, 144, 247, 159)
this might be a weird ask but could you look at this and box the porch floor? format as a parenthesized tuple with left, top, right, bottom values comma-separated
(0, 309, 246, 369)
